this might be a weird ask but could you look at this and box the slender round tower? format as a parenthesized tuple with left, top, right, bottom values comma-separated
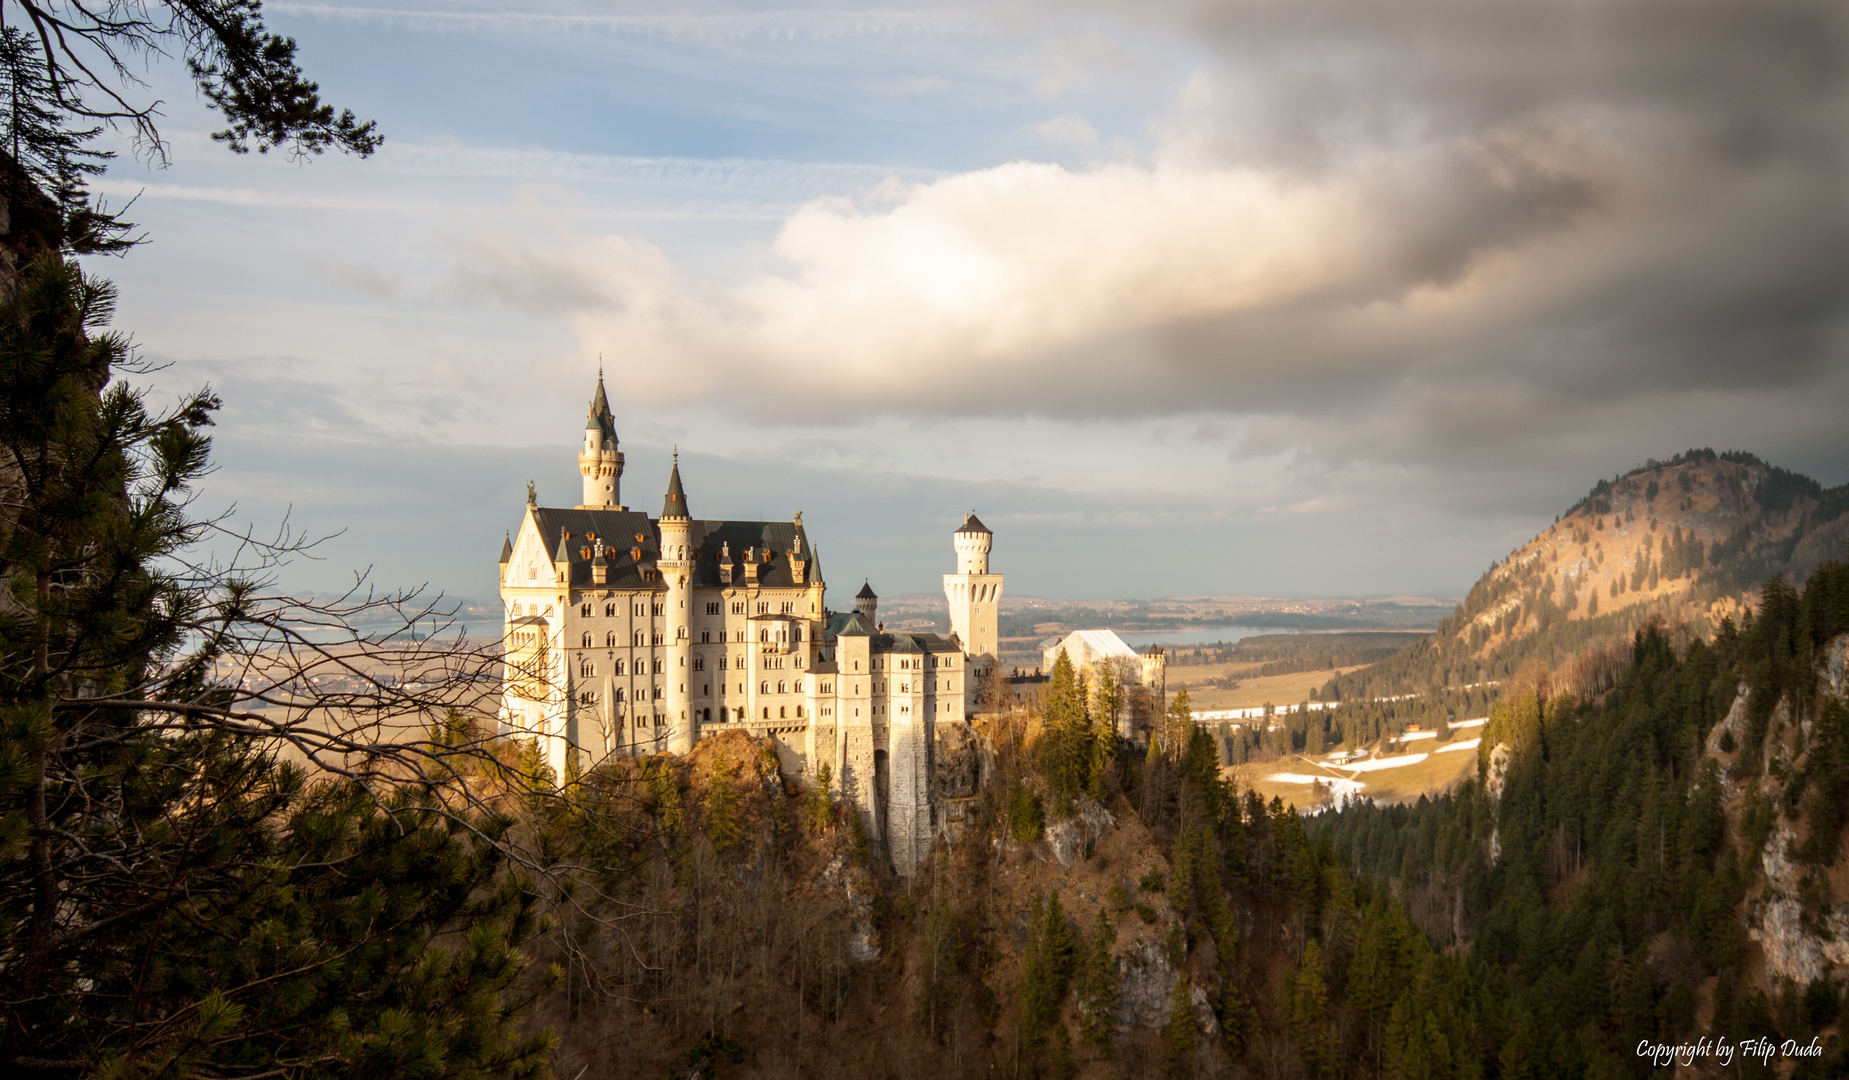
(659, 454, 695, 754)
(579, 369, 625, 509)
(953, 513, 991, 574)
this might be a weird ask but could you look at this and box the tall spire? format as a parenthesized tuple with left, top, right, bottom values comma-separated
(586, 367, 618, 442)
(661, 453, 690, 520)
(578, 368, 625, 509)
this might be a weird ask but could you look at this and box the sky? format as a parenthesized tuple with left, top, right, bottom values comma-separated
(87, 0, 1849, 610)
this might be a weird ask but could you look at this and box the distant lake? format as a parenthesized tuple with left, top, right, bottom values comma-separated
(1106, 626, 1307, 647)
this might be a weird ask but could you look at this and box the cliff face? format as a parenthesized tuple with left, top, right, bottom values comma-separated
(1711, 635, 1849, 992)
(525, 710, 1371, 1080)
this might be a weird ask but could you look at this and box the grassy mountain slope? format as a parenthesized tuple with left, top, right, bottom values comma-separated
(1334, 450, 1849, 700)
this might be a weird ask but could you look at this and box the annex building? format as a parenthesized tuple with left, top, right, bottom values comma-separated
(497, 374, 1002, 872)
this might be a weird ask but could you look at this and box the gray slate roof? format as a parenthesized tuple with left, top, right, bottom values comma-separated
(526, 506, 817, 592)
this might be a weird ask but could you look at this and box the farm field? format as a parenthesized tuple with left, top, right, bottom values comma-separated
(1233, 737, 1479, 812)
(1168, 664, 1369, 711)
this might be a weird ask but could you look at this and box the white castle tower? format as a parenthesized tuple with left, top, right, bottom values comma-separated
(578, 369, 624, 509)
(943, 512, 1001, 704)
(659, 454, 696, 754)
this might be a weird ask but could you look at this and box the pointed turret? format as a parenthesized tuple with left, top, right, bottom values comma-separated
(661, 453, 690, 520)
(554, 528, 572, 565)
(855, 581, 878, 624)
(499, 532, 512, 564)
(587, 371, 618, 442)
(578, 368, 625, 509)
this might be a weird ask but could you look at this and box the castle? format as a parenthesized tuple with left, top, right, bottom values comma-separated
(497, 374, 1002, 872)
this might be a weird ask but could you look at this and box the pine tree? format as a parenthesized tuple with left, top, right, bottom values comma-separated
(1290, 940, 1335, 1077)
(0, 255, 552, 1078)
(1077, 911, 1119, 1050)
(705, 751, 743, 857)
(805, 761, 836, 831)
(1164, 971, 1198, 1078)
(1041, 649, 1093, 807)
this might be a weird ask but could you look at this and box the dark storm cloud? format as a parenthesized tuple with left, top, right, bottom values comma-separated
(1027, 0, 1849, 490)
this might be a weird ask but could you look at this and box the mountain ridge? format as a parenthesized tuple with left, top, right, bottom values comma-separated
(1330, 449, 1849, 701)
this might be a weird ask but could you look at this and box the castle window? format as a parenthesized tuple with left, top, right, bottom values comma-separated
(735, 630, 745, 643)
(760, 681, 769, 694)
(701, 631, 710, 643)
(614, 660, 625, 675)
(633, 631, 645, 646)
(795, 656, 803, 669)
(731, 601, 744, 615)
(677, 628, 687, 640)
(652, 632, 662, 646)
(581, 603, 592, 617)
(706, 602, 721, 615)
(780, 602, 792, 614)
(777, 681, 786, 693)
(718, 656, 727, 670)
(579, 691, 596, 705)
(614, 688, 624, 701)
(582, 632, 593, 647)
(654, 660, 665, 674)
(759, 630, 769, 643)
(634, 603, 644, 616)
(651, 602, 663, 616)
(580, 660, 595, 677)
(779, 706, 786, 718)
(605, 603, 617, 617)
(763, 707, 770, 719)
(756, 601, 768, 614)
(693, 656, 705, 671)
(792, 626, 802, 642)
(606, 632, 619, 648)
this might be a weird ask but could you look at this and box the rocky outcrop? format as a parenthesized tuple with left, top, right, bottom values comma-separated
(1113, 936, 1218, 1036)
(1822, 633, 1849, 701)
(820, 852, 880, 963)
(1750, 824, 1827, 985)
(1044, 795, 1115, 869)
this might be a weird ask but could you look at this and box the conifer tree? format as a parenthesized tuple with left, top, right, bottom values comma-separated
(0, 255, 552, 1077)
(1290, 940, 1334, 1077)
(1041, 649, 1093, 807)
(1164, 971, 1198, 1077)
(705, 751, 743, 858)
(1077, 911, 1118, 1050)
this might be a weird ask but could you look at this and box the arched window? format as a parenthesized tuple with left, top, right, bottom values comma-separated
(606, 631, 618, 648)
(796, 705, 804, 718)
(605, 602, 617, 617)
(777, 680, 786, 693)
(614, 659, 625, 675)
(759, 680, 769, 693)
(762, 707, 770, 719)
(693, 656, 705, 671)
(581, 632, 593, 647)
(633, 631, 644, 646)
(581, 603, 592, 617)
(614, 688, 624, 701)
(779, 706, 786, 718)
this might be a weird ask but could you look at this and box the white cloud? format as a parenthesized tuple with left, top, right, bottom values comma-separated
(1033, 113, 1101, 145)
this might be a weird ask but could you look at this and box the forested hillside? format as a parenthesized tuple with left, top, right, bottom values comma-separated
(1330, 451, 1849, 701)
(1319, 558, 1849, 1077)
(521, 660, 1497, 1080)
